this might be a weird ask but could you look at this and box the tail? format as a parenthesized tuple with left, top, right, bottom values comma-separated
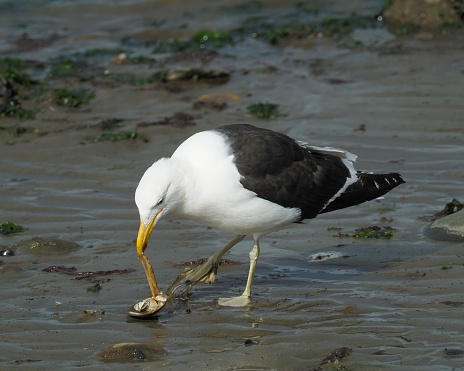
(320, 172, 405, 214)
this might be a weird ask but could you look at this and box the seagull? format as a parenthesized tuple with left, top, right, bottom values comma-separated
(135, 124, 404, 307)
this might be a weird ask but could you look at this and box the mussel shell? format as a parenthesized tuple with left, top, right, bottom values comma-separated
(128, 294, 167, 319)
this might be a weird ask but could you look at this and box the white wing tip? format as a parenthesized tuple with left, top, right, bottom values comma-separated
(299, 142, 357, 162)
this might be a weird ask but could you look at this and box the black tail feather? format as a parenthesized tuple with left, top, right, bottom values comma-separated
(320, 172, 405, 214)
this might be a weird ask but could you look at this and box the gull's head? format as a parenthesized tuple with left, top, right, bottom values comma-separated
(135, 157, 185, 256)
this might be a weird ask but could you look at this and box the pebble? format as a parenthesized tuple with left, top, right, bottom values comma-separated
(0, 249, 15, 256)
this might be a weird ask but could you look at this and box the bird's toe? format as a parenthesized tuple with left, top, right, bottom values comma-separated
(183, 257, 219, 285)
(166, 258, 219, 298)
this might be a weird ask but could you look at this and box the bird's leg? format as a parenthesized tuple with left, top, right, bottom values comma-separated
(167, 235, 246, 298)
(218, 239, 260, 307)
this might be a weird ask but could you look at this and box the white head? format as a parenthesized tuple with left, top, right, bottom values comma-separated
(135, 157, 185, 255)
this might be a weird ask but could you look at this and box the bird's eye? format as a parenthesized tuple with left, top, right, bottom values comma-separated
(156, 197, 164, 206)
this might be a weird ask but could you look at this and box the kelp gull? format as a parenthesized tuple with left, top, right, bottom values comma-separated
(135, 124, 405, 307)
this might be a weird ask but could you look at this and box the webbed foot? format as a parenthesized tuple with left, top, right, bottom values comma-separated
(218, 295, 250, 307)
(166, 256, 220, 298)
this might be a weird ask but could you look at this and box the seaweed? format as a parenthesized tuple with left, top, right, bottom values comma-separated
(0, 57, 40, 87)
(151, 29, 234, 54)
(335, 225, 395, 239)
(130, 54, 158, 65)
(0, 125, 34, 135)
(341, 39, 364, 49)
(327, 226, 343, 231)
(129, 10, 381, 56)
(396, 23, 419, 35)
(1, 64, 37, 120)
(73, 47, 127, 58)
(95, 130, 138, 142)
(53, 88, 95, 107)
(105, 70, 166, 87)
(1, 105, 35, 120)
(442, 19, 462, 29)
(0, 220, 27, 235)
(247, 102, 279, 119)
(190, 30, 235, 49)
(97, 118, 124, 131)
(295, 3, 320, 16)
(318, 14, 378, 36)
(48, 59, 83, 78)
(138, 112, 196, 128)
(376, 206, 396, 214)
(238, 12, 381, 45)
(144, 19, 167, 27)
(237, 19, 292, 45)
(352, 226, 394, 239)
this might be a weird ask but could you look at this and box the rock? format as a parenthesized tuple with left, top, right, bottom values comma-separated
(427, 209, 464, 242)
(98, 342, 165, 362)
(16, 237, 81, 255)
(383, 0, 462, 30)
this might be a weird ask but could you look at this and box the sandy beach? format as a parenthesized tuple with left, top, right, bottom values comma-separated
(1, 1, 463, 369)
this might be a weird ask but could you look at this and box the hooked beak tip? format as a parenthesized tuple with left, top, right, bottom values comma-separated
(137, 221, 152, 256)
(136, 209, 163, 255)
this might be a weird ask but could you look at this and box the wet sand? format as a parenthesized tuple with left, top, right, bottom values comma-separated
(1, 1, 464, 369)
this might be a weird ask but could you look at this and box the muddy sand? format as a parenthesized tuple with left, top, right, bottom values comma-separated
(1, 1, 463, 370)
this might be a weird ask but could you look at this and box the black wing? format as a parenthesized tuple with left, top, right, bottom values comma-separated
(320, 171, 405, 213)
(214, 124, 353, 220)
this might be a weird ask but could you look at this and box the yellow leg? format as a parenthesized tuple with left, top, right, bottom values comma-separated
(167, 235, 246, 297)
(218, 239, 260, 307)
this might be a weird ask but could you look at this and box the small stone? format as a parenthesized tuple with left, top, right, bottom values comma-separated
(0, 249, 15, 256)
(133, 348, 146, 360)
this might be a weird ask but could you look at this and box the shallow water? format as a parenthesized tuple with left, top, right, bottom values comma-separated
(1, 0, 464, 370)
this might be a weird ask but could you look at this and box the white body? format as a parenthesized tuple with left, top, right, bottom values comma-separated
(172, 131, 301, 236)
(135, 130, 302, 238)
(134, 125, 402, 307)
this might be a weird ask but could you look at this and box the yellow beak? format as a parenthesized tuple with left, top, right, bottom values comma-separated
(136, 209, 163, 256)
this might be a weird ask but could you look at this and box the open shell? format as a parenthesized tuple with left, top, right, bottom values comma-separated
(128, 294, 167, 319)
